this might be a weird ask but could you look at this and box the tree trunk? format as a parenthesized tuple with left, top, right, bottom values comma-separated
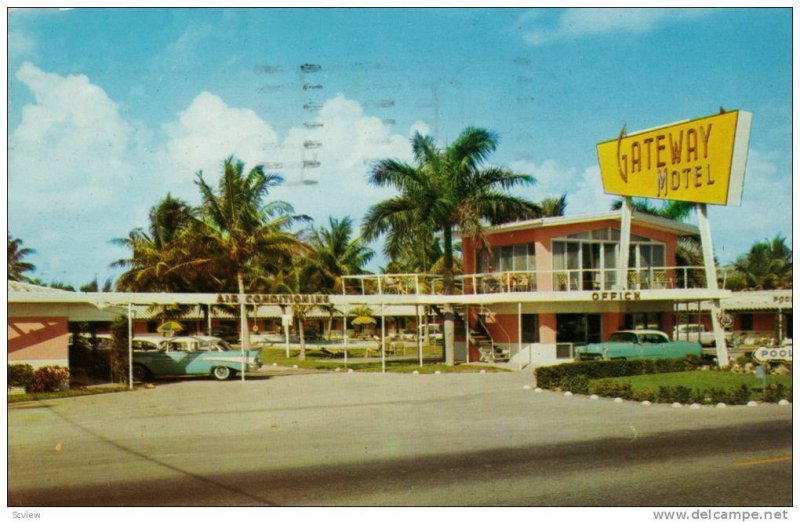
(298, 313, 306, 360)
(442, 225, 455, 366)
(238, 272, 250, 351)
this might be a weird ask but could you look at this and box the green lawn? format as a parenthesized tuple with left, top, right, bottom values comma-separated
(8, 385, 129, 404)
(257, 345, 507, 373)
(601, 371, 792, 392)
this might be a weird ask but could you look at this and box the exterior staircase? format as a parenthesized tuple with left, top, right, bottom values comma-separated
(428, 304, 508, 363)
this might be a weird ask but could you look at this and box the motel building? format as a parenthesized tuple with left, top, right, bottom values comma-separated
(10, 209, 759, 375)
(9, 111, 773, 375)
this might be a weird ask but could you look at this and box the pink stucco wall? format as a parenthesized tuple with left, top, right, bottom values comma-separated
(8, 316, 69, 366)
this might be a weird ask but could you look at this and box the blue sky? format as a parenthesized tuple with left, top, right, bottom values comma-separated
(7, 7, 793, 287)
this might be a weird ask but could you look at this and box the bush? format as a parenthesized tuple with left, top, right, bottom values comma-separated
(535, 358, 697, 389)
(588, 380, 633, 399)
(763, 383, 792, 402)
(559, 375, 590, 394)
(29, 366, 70, 393)
(8, 364, 35, 390)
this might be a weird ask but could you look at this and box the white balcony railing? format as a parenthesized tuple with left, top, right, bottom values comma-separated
(341, 266, 708, 296)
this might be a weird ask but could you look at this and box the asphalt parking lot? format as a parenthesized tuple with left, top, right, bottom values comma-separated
(8, 370, 793, 506)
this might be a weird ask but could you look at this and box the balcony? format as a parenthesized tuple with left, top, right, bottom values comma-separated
(341, 266, 709, 296)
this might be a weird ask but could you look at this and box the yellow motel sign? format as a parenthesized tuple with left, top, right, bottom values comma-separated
(597, 111, 751, 206)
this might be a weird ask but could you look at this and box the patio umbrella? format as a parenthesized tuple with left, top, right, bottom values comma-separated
(157, 321, 184, 334)
(351, 316, 377, 325)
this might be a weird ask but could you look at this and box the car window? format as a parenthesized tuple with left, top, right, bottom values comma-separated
(641, 334, 667, 344)
(609, 332, 636, 343)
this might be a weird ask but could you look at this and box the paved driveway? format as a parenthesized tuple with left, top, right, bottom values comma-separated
(8, 371, 793, 506)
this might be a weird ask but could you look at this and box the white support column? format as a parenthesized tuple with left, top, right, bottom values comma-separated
(697, 203, 730, 367)
(416, 304, 423, 367)
(207, 304, 213, 336)
(239, 298, 247, 382)
(618, 196, 633, 289)
(380, 303, 386, 374)
(128, 303, 134, 390)
(517, 302, 523, 371)
(465, 305, 470, 363)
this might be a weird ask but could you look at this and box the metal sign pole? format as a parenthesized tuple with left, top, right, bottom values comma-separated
(127, 303, 133, 390)
(697, 203, 730, 367)
(618, 197, 633, 289)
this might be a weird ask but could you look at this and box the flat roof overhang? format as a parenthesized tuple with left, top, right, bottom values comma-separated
(10, 289, 731, 308)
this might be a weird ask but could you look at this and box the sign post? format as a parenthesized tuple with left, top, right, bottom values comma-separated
(597, 110, 751, 368)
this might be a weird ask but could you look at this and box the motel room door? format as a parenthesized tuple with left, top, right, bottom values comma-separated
(556, 313, 602, 346)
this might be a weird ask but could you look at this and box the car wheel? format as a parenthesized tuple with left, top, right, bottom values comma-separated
(132, 364, 151, 382)
(212, 366, 232, 381)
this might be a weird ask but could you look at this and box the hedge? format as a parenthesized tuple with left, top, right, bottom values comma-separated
(535, 357, 698, 390)
(586, 380, 791, 405)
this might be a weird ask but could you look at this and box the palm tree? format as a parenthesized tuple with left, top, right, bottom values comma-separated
(195, 156, 309, 349)
(8, 233, 35, 282)
(611, 198, 694, 222)
(112, 194, 206, 293)
(307, 216, 374, 292)
(725, 234, 792, 290)
(363, 128, 538, 365)
(537, 193, 568, 217)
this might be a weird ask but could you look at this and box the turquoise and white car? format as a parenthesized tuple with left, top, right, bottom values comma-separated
(132, 335, 261, 381)
(575, 330, 702, 361)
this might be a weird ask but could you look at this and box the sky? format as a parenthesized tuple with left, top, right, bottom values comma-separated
(6, 7, 794, 288)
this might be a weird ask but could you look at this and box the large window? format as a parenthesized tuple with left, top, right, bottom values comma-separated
(478, 243, 535, 272)
(551, 227, 666, 290)
(556, 314, 602, 345)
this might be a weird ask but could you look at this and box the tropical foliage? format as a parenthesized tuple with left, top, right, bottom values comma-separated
(362, 127, 538, 364)
(8, 233, 35, 282)
(724, 234, 792, 290)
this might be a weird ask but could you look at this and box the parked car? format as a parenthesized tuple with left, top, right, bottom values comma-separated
(401, 329, 418, 341)
(575, 330, 702, 361)
(673, 324, 732, 347)
(132, 335, 261, 381)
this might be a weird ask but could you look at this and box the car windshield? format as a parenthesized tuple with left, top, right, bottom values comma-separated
(608, 332, 637, 343)
(194, 340, 232, 352)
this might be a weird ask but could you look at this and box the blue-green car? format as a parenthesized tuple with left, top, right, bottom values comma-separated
(132, 336, 262, 381)
(575, 330, 702, 361)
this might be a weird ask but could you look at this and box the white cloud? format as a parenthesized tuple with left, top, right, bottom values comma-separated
(159, 92, 418, 231)
(8, 29, 36, 60)
(508, 159, 615, 214)
(519, 8, 713, 46)
(9, 62, 148, 285)
(707, 148, 792, 263)
(159, 91, 280, 194)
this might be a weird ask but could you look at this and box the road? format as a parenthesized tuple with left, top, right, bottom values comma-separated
(8, 371, 793, 506)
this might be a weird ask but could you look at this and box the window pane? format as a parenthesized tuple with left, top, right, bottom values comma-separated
(512, 244, 527, 271)
(500, 246, 513, 271)
(552, 242, 565, 270)
(652, 244, 665, 267)
(527, 242, 536, 272)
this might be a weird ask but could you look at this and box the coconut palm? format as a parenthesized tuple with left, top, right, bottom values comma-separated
(725, 234, 792, 290)
(195, 156, 310, 348)
(112, 194, 205, 293)
(363, 127, 538, 365)
(8, 233, 35, 282)
(307, 216, 374, 292)
(537, 193, 568, 217)
(611, 198, 694, 222)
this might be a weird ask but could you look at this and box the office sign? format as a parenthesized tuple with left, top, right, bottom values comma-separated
(597, 111, 751, 206)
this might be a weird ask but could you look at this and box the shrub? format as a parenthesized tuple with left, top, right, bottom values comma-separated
(8, 364, 35, 390)
(535, 357, 696, 390)
(588, 379, 633, 399)
(656, 385, 693, 404)
(29, 366, 70, 393)
(559, 375, 590, 394)
(763, 383, 792, 402)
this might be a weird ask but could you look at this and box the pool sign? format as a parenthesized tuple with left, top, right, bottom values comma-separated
(597, 111, 751, 206)
(752, 346, 792, 363)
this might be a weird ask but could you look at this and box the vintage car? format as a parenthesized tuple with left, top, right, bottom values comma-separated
(132, 335, 261, 381)
(575, 330, 702, 361)
(672, 324, 733, 347)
